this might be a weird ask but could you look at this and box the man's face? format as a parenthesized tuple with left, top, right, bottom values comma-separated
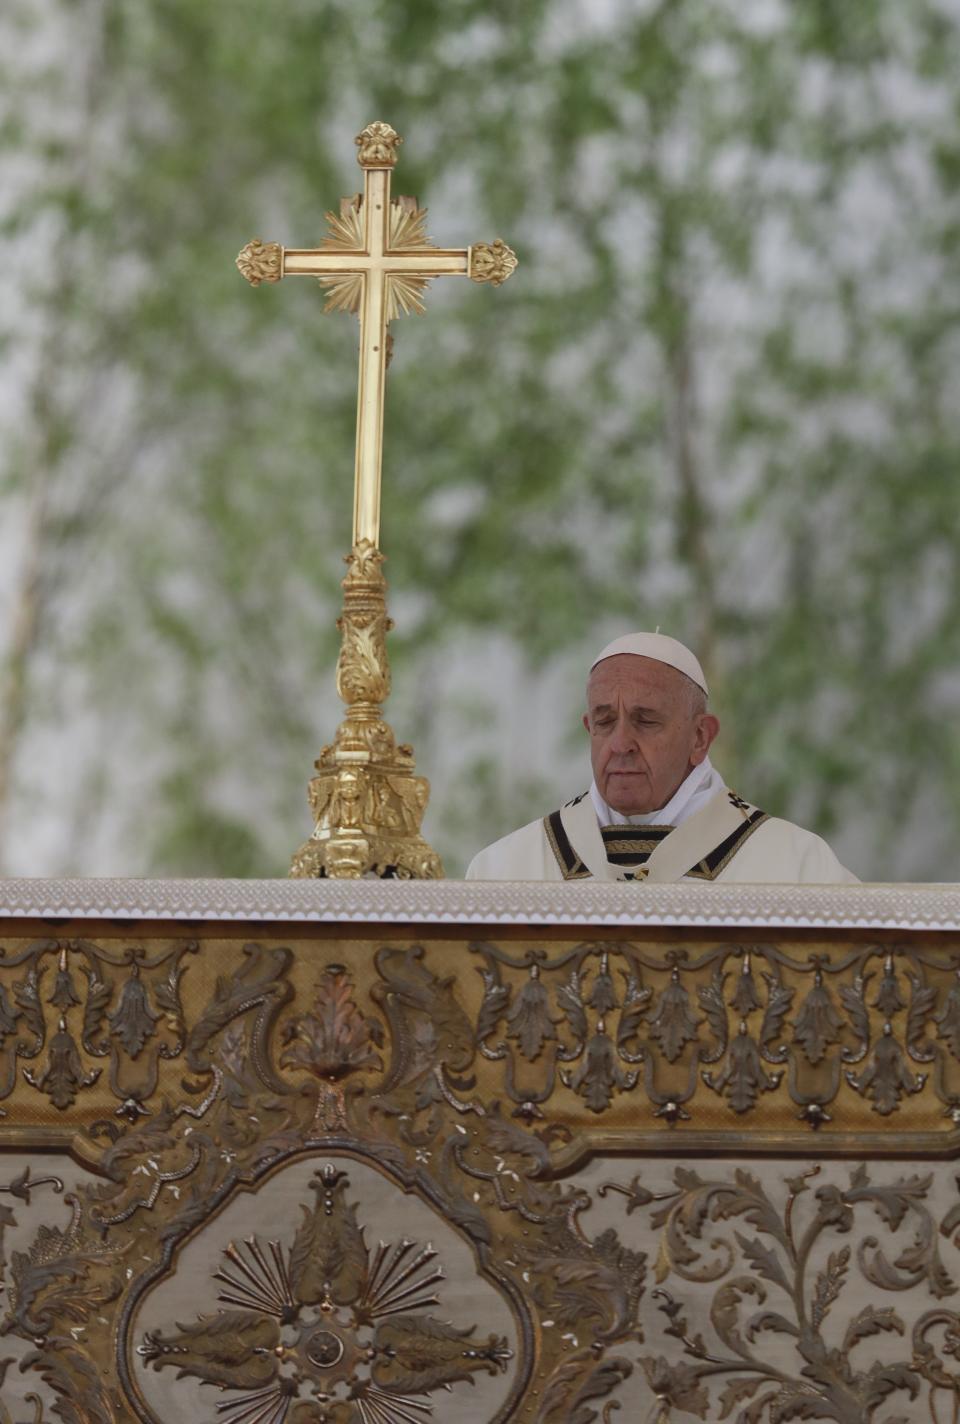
(583, 655, 719, 815)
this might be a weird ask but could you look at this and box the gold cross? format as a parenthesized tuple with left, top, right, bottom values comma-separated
(236, 120, 517, 547)
(233, 122, 516, 879)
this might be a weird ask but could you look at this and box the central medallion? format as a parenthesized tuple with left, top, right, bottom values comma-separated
(135, 1162, 513, 1424)
(305, 1328, 345, 1369)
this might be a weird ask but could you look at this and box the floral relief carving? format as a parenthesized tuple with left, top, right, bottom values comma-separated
(3, 1188, 125, 1343)
(1, 933, 960, 1147)
(702, 1021, 782, 1115)
(371, 944, 476, 1137)
(562, 1026, 638, 1113)
(354, 121, 401, 168)
(793, 969, 842, 1065)
(506, 963, 557, 1061)
(4, 931, 960, 1422)
(0, 937, 196, 1121)
(648, 966, 703, 1063)
(23, 1015, 100, 1109)
(468, 238, 519, 286)
(107, 965, 160, 1057)
(468, 940, 960, 1134)
(281, 965, 384, 1131)
(845, 1024, 926, 1116)
(0, 1162, 65, 1411)
(291, 543, 442, 882)
(593, 1160, 960, 1423)
(935, 972, 960, 1058)
(138, 1165, 512, 1424)
(235, 237, 283, 285)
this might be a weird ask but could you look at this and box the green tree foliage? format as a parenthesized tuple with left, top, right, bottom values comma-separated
(1, 0, 958, 878)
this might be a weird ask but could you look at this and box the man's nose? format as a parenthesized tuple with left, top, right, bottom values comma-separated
(608, 714, 638, 755)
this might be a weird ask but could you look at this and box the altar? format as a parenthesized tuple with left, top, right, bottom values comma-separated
(1, 877, 959, 1423)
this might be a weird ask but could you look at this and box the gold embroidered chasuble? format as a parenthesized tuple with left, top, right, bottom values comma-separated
(467, 785, 857, 884)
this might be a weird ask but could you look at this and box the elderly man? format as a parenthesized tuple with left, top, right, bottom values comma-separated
(466, 631, 857, 883)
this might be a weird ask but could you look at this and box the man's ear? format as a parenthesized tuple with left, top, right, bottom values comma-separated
(691, 713, 720, 763)
(582, 712, 590, 733)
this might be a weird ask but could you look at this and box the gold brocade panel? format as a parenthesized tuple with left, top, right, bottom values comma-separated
(2, 920, 960, 1422)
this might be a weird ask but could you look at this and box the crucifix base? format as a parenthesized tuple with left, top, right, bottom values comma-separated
(289, 541, 443, 880)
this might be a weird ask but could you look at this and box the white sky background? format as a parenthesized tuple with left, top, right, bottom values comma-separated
(1, 0, 958, 881)
(0, 0, 588, 877)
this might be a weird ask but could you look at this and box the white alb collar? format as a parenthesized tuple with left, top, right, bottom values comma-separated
(589, 756, 724, 828)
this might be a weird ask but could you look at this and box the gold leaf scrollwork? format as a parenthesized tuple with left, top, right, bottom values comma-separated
(355, 120, 402, 168)
(343, 538, 385, 584)
(281, 965, 384, 1131)
(10, 929, 960, 1423)
(137, 1164, 512, 1421)
(337, 619, 390, 706)
(0, 938, 195, 1122)
(22, 1014, 100, 1109)
(290, 541, 442, 878)
(235, 238, 283, 286)
(469, 238, 518, 287)
(591, 1160, 960, 1423)
(462, 940, 960, 1140)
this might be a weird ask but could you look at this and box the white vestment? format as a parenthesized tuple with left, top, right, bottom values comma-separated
(466, 764, 857, 884)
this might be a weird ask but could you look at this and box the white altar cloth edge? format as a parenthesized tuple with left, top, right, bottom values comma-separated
(0, 877, 957, 931)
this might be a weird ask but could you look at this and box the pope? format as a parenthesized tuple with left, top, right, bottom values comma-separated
(466, 632, 857, 884)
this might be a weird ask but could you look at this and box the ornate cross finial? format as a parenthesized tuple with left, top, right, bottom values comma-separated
(235, 123, 517, 879)
(355, 120, 402, 168)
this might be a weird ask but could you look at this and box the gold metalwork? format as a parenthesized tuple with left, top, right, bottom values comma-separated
(0, 930, 960, 1145)
(235, 237, 283, 285)
(469, 238, 520, 287)
(355, 119, 402, 168)
(139, 1164, 510, 1421)
(236, 119, 516, 550)
(315, 196, 436, 321)
(288, 541, 441, 879)
(236, 121, 516, 878)
(3, 921, 960, 1421)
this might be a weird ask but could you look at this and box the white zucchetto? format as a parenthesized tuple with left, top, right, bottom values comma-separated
(590, 631, 708, 696)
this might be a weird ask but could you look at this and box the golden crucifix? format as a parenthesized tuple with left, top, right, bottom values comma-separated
(236, 121, 516, 879)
